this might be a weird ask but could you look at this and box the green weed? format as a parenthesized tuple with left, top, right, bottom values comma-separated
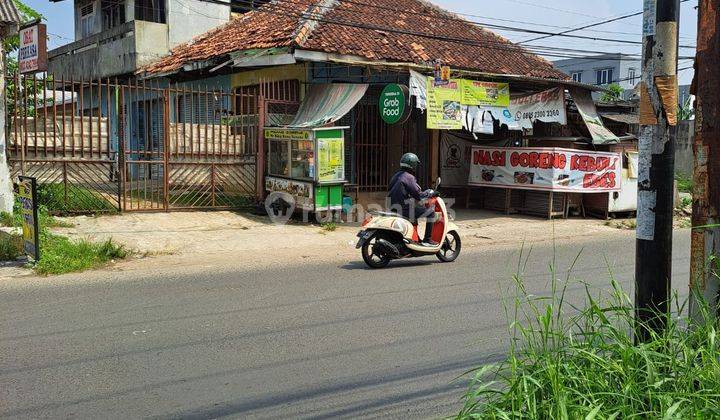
(0, 234, 21, 261)
(34, 234, 127, 275)
(457, 251, 720, 419)
(321, 222, 338, 232)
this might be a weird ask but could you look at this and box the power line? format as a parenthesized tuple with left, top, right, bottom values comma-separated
(518, 0, 695, 45)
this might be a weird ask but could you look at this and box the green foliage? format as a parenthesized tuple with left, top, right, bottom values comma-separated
(456, 256, 720, 419)
(678, 95, 695, 121)
(34, 234, 127, 275)
(675, 174, 694, 194)
(0, 234, 21, 260)
(600, 83, 624, 102)
(36, 183, 118, 214)
(0, 198, 74, 228)
(4, 0, 43, 54)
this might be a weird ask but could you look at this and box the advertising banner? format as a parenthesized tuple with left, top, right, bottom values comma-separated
(265, 176, 314, 211)
(570, 87, 619, 144)
(468, 147, 622, 192)
(18, 23, 47, 74)
(460, 80, 510, 107)
(426, 77, 462, 130)
(17, 176, 40, 261)
(509, 87, 567, 129)
(317, 137, 344, 182)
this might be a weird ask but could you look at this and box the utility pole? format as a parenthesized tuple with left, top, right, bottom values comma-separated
(689, 0, 720, 319)
(636, 0, 680, 341)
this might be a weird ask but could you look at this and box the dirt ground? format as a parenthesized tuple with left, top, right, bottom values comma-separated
(51, 209, 621, 256)
(0, 209, 636, 279)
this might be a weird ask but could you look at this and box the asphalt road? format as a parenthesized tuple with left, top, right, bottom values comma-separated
(0, 231, 692, 419)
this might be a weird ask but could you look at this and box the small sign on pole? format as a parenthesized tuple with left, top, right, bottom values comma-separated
(18, 22, 48, 74)
(17, 176, 40, 261)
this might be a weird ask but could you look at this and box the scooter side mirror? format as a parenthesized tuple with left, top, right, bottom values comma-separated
(435, 177, 442, 189)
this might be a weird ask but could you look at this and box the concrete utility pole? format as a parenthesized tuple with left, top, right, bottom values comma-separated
(636, 0, 680, 341)
(689, 0, 720, 319)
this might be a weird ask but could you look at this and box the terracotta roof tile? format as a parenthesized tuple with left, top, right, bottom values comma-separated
(143, 0, 567, 80)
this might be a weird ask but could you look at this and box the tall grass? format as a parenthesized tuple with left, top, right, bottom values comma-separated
(457, 252, 720, 419)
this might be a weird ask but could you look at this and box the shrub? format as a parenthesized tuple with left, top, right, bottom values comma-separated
(0, 234, 21, 261)
(456, 256, 720, 419)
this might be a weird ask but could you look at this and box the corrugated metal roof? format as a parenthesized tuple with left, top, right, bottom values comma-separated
(0, 0, 21, 26)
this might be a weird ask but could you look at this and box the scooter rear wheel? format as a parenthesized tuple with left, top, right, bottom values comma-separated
(362, 235, 391, 268)
(436, 231, 461, 262)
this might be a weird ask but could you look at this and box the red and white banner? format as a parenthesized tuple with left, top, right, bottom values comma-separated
(468, 147, 622, 192)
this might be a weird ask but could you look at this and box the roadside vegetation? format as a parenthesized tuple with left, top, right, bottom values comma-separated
(457, 258, 720, 419)
(0, 200, 128, 275)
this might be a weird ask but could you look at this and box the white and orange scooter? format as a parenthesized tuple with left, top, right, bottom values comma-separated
(356, 178, 461, 268)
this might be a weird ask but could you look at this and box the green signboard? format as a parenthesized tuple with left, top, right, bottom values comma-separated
(17, 176, 40, 261)
(379, 84, 407, 124)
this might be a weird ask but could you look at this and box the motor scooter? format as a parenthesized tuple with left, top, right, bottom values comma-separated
(356, 178, 461, 268)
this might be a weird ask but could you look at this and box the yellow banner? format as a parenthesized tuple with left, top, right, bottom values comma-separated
(426, 77, 462, 130)
(318, 138, 344, 182)
(460, 80, 510, 107)
(264, 129, 310, 140)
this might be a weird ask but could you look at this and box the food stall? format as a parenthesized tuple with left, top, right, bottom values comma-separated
(264, 127, 347, 214)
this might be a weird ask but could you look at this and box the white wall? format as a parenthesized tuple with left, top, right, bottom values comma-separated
(167, 0, 229, 48)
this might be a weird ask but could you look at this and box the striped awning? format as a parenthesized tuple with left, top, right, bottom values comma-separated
(286, 83, 368, 128)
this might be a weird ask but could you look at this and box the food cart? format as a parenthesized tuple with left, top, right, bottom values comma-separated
(264, 127, 347, 214)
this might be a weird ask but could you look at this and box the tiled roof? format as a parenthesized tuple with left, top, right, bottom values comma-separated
(0, 0, 20, 26)
(144, 0, 568, 80)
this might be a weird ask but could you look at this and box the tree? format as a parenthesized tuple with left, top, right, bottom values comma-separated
(600, 83, 624, 102)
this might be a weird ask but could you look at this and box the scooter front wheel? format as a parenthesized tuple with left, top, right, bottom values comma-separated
(436, 231, 461, 263)
(362, 236, 391, 269)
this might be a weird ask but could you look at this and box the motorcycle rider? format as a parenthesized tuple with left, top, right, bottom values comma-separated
(387, 153, 438, 246)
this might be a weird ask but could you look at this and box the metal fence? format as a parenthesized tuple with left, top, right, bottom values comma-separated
(6, 74, 298, 213)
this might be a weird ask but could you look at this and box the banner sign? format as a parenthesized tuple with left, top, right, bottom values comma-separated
(317, 136, 344, 182)
(461, 80, 510, 107)
(509, 87, 567, 129)
(468, 147, 622, 192)
(266, 176, 314, 211)
(18, 23, 47, 74)
(570, 87, 619, 144)
(426, 78, 462, 130)
(17, 176, 40, 261)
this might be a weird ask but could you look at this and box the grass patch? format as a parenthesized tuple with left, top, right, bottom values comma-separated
(0, 200, 74, 229)
(34, 234, 127, 275)
(605, 218, 637, 230)
(456, 254, 720, 419)
(36, 183, 118, 214)
(675, 173, 693, 194)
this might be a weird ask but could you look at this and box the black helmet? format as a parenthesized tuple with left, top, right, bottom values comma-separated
(400, 153, 420, 172)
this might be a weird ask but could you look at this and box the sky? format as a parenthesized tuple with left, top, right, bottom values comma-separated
(25, 0, 698, 84)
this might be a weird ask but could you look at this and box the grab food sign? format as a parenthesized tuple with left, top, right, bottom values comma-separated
(468, 146, 622, 193)
(379, 84, 408, 124)
(18, 23, 47, 74)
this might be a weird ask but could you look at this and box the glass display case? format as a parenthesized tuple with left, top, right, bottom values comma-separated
(264, 127, 347, 213)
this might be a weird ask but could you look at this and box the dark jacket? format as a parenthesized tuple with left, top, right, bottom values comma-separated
(387, 169, 422, 214)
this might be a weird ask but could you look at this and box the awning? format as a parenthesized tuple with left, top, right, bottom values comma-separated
(286, 83, 369, 128)
(569, 87, 620, 145)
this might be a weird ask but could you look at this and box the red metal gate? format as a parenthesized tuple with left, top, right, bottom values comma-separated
(7, 74, 298, 213)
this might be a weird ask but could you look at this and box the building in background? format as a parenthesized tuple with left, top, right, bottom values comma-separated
(46, 0, 271, 80)
(553, 53, 641, 100)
